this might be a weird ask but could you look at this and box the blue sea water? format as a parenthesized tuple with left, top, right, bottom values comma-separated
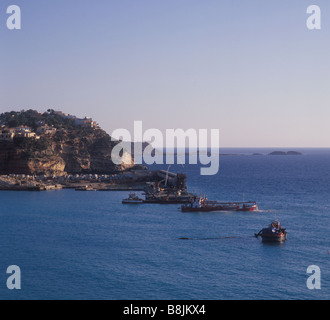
(0, 148, 330, 300)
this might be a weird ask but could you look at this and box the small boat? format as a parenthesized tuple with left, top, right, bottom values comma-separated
(122, 192, 144, 204)
(181, 195, 258, 212)
(255, 220, 287, 242)
(75, 185, 96, 191)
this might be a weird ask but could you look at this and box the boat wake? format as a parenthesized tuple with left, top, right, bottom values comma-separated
(178, 235, 260, 241)
(255, 209, 276, 213)
(179, 236, 237, 241)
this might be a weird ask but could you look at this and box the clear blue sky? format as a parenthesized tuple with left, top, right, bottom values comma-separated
(0, 0, 329, 147)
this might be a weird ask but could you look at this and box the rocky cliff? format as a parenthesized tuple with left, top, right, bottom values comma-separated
(0, 110, 134, 175)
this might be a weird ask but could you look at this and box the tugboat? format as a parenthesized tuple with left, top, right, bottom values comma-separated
(181, 195, 258, 212)
(122, 192, 144, 204)
(255, 220, 287, 242)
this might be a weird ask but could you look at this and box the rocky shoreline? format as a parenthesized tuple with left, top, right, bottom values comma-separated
(0, 169, 165, 192)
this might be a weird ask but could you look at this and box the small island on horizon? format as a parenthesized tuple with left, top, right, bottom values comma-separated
(268, 151, 303, 156)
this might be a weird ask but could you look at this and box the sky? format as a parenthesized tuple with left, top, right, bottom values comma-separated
(0, 0, 329, 147)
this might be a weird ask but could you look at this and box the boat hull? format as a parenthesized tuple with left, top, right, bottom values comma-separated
(144, 194, 194, 204)
(260, 234, 287, 242)
(239, 206, 258, 212)
(258, 228, 287, 242)
(181, 203, 258, 213)
(122, 200, 143, 204)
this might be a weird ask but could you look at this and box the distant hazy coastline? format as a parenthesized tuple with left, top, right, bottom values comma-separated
(150, 148, 311, 157)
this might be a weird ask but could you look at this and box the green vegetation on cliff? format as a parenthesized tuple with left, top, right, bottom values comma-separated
(0, 109, 75, 130)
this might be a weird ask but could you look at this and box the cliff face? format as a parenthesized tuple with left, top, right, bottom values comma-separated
(58, 128, 134, 174)
(0, 128, 134, 175)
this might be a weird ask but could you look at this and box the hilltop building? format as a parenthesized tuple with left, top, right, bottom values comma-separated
(74, 117, 97, 128)
(37, 126, 57, 135)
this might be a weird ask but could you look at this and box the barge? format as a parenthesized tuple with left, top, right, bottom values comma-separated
(181, 196, 258, 212)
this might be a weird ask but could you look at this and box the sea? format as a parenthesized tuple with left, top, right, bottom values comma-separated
(0, 148, 329, 300)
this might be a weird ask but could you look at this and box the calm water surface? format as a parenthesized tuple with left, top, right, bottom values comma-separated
(0, 148, 329, 300)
